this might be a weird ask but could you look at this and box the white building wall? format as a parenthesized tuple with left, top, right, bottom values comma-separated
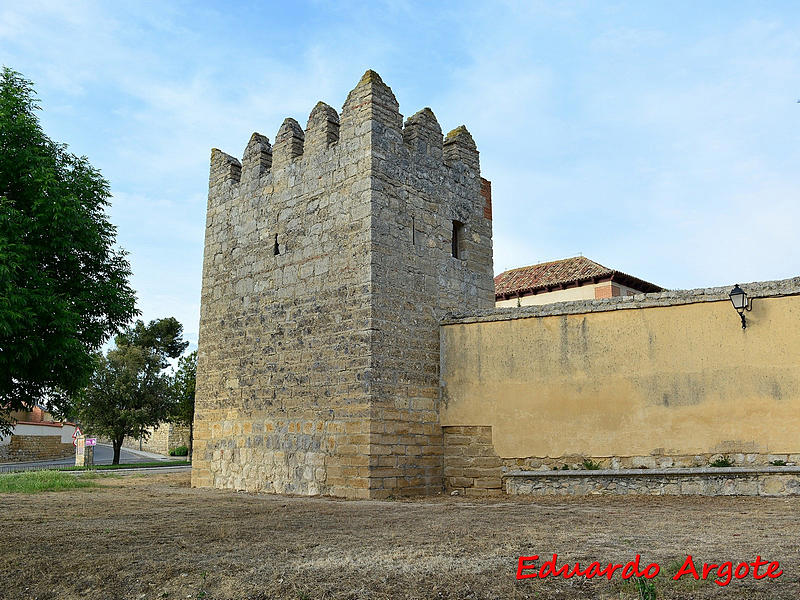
(0, 422, 77, 445)
(495, 284, 600, 307)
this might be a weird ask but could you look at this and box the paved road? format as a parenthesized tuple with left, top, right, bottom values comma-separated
(0, 444, 178, 472)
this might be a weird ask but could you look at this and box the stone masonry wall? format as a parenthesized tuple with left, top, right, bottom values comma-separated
(500, 451, 800, 471)
(443, 426, 503, 496)
(192, 83, 374, 497)
(122, 423, 190, 455)
(192, 71, 493, 498)
(367, 97, 495, 494)
(441, 429, 800, 486)
(506, 467, 800, 497)
(0, 435, 74, 462)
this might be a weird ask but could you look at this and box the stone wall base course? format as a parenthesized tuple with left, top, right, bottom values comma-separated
(506, 467, 800, 497)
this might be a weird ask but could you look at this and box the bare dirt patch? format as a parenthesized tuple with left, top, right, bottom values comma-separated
(1, 472, 798, 599)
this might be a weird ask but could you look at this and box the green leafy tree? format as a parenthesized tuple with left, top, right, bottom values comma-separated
(76, 346, 170, 464)
(116, 317, 189, 367)
(74, 318, 188, 464)
(170, 350, 197, 461)
(0, 67, 137, 433)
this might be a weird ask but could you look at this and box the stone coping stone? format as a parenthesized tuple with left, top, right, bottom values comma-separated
(505, 466, 800, 478)
(442, 276, 800, 325)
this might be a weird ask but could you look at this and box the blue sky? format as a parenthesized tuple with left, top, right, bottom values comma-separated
(2, 1, 799, 347)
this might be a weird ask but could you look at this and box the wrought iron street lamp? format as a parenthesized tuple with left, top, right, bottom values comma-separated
(729, 284, 751, 329)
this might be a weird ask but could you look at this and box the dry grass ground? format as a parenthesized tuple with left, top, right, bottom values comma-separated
(1, 472, 798, 600)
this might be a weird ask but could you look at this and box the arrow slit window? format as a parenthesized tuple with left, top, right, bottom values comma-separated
(452, 220, 464, 258)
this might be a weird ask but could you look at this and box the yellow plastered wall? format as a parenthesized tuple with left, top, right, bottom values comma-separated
(441, 295, 800, 459)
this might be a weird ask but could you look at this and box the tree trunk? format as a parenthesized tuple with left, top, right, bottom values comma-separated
(112, 437, 123, 465)
(188, 421, 193, 463)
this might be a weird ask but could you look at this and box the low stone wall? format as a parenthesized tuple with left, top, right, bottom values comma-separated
(0, 435, 74, 462)
(121, 422, 190, 455)
(502, 452, 799, 471)
(506, 467, 800, 497)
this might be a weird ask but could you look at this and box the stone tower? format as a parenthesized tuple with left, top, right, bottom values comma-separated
(191, 70, 494, 498)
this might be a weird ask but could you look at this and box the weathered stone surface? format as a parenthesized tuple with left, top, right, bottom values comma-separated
(0, 435, 74, 462)
(505, 467, 800, 497)
(192, 71, 494, 498)
(443, 426, 504, 496)
(241, 133, 272, 181)
(496, 451, 800, 473)
(119, 422, 190, 455)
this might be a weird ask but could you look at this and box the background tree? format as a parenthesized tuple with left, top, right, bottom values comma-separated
(74, 318, 188, 464)
(115, 317, 188, 367)
(0, 67, 137, 433)
(170, 350, 197, 461)
(76, 346, 171, 464)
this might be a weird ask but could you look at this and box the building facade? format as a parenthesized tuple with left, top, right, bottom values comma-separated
(494, 256, 663, 307)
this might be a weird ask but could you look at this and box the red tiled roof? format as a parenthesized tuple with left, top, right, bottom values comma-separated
(494, 256, 663, 298)
(15, 421, 69, 428)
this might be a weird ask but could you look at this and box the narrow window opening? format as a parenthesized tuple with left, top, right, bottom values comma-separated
(273, 233, 280, 256)
(451, 220, 464, 258)
(411, 216, 416, 245)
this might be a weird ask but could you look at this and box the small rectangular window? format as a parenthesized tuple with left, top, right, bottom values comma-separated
(452, 220, 464, 258)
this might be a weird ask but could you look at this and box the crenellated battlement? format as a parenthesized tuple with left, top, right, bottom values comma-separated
(208, 70, 482, 193)
(341, 69, 402, 131)
(404, 108, 443, 159)
(209, 147, 241, 186)
(444, 125, 479, 171)
(272, 117, 305, 169)
(305, 101, 340, 153)
(194, 70, 494, 499)
(241, 133, 271, 181)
